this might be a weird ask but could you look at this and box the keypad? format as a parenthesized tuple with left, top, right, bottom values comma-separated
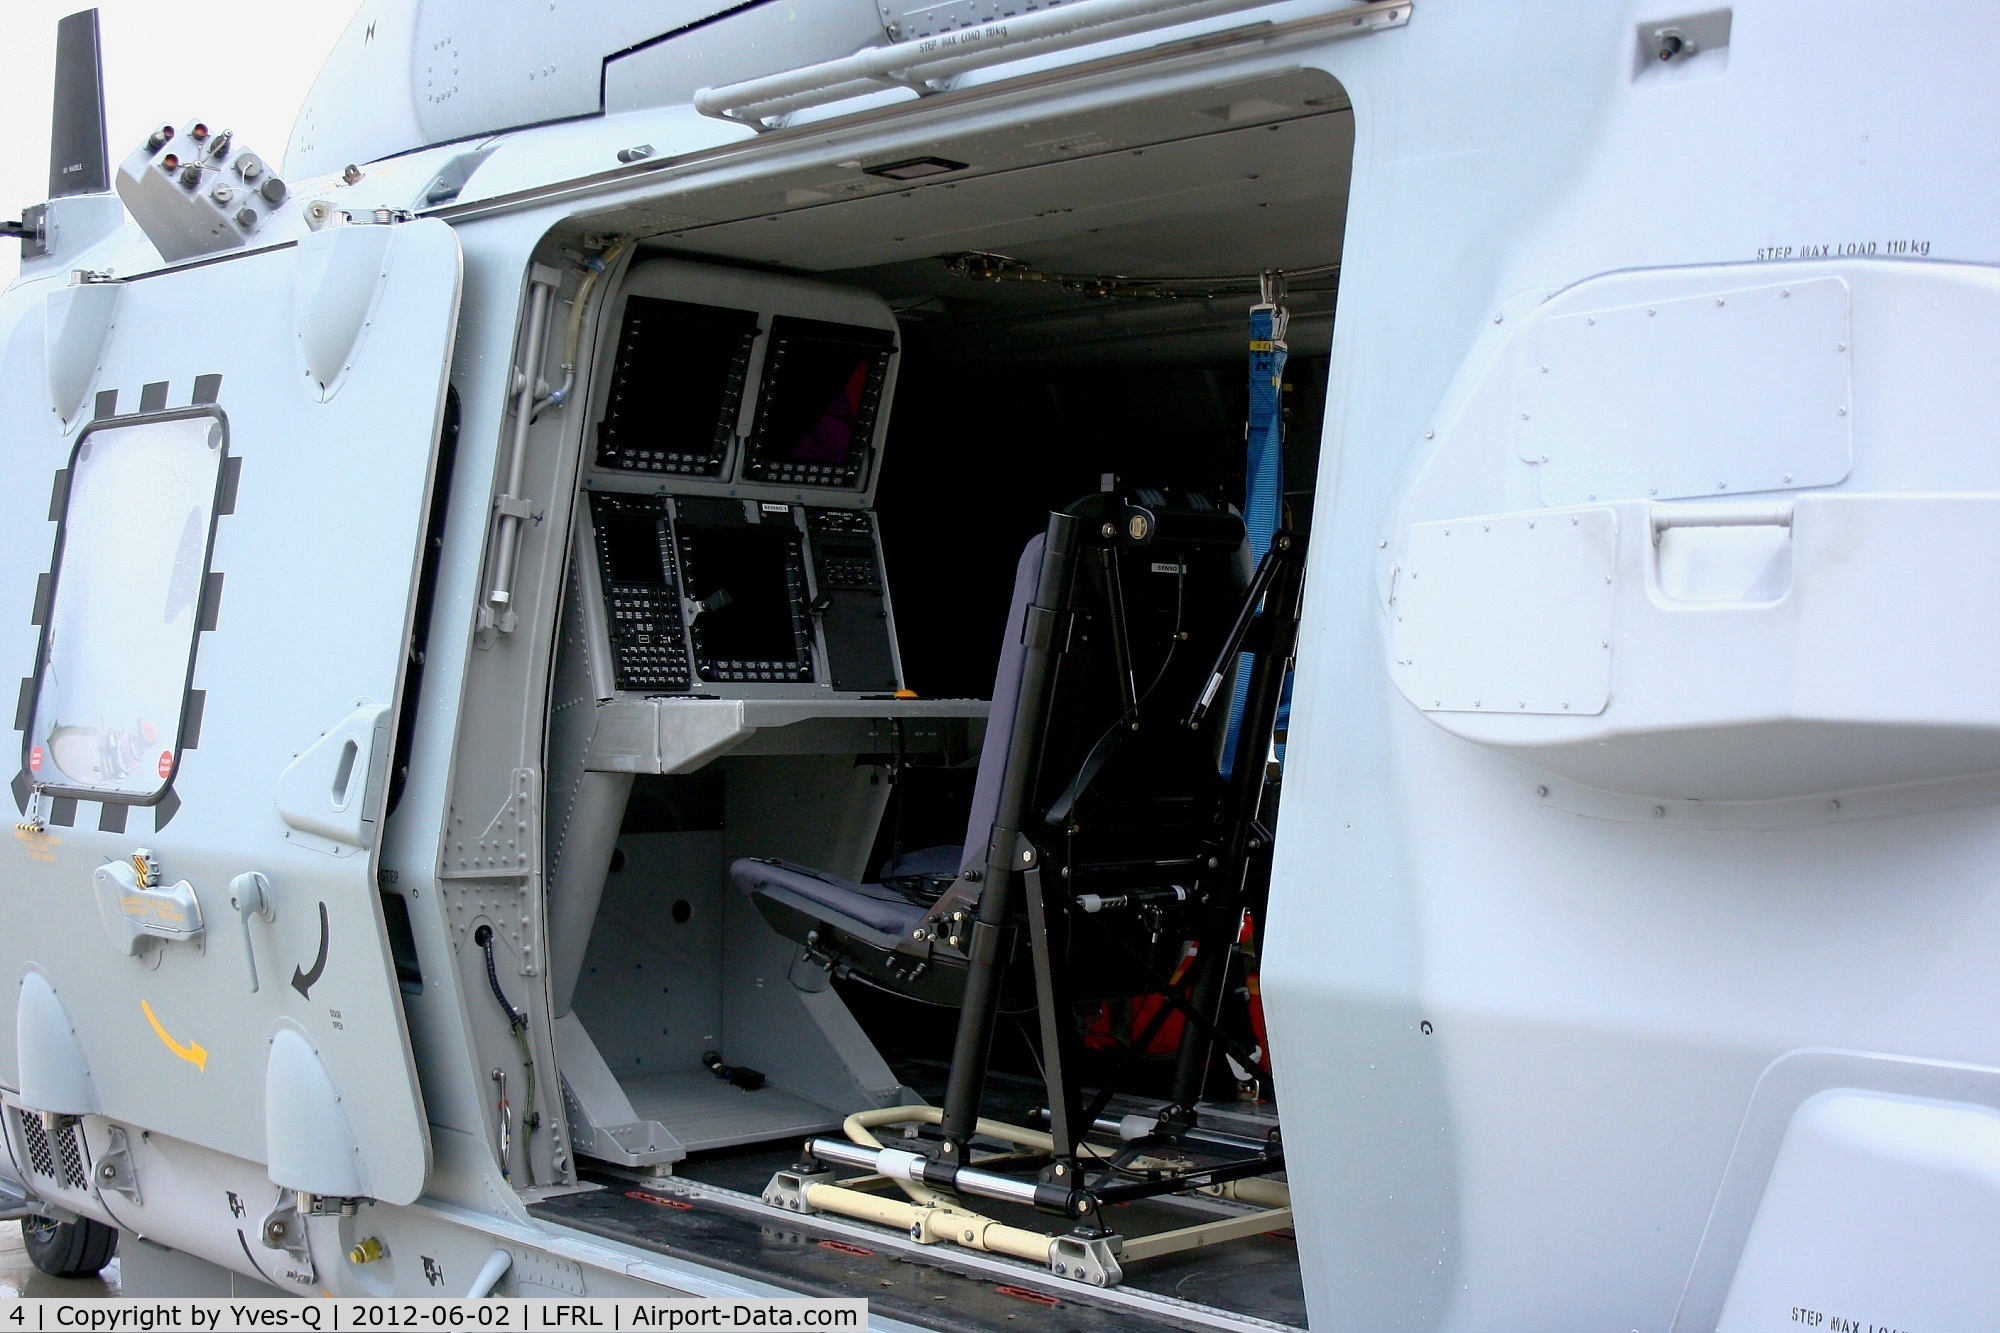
(697, 657, 814, 683)
(756, 460, 862, 486)
(607, 590, 691, 690)
(598, 448, 721, 476)
(592, 491, 694, 692)
(818, 554, 880, 590)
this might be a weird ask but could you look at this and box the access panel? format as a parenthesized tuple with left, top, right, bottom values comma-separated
(0, 219, 461, 1204)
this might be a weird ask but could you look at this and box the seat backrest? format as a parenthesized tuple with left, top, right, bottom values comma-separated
(958, 534, 1045, 875)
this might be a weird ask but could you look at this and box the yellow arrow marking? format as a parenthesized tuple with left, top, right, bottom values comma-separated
(141, 1000, 208, 1071)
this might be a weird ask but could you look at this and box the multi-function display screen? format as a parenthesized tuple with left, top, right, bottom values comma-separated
(598, 514, 669, 586)
(744, 318, 894, 488)
(591, 493, 691, 692)
(761, 345, 873, 466)
(676, 515, 813, 682)
(596, 298, 757, 477)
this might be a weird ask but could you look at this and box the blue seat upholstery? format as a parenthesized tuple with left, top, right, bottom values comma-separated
(727, 858, 928, 943)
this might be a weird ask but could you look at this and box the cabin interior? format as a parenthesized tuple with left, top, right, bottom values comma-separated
(526, 66, 1349, 1325)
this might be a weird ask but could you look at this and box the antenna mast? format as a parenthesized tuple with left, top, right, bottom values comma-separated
(49, 9, 111, 198)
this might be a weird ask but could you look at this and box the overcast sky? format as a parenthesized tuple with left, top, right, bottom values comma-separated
(2, 0, 360, 288)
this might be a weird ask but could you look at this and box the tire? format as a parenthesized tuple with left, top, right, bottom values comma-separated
(21, 1215, 118, 1277)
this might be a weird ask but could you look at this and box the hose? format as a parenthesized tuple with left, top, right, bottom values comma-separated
(475, 925, 538, 1187)
(533, 239, 631, 420)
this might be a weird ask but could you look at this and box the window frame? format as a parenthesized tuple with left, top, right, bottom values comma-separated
(23, 404, 230, 807)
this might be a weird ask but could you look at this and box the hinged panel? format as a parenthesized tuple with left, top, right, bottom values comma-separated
(1392, 508, 1618, 717)
(1518, 278, 1852, 506)
(0, 219, 461, 1207)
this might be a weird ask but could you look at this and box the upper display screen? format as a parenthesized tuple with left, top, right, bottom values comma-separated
(596, 298, 758, 478)
(744, 318, 894, 489)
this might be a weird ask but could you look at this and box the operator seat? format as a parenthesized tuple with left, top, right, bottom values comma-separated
(732, 485, 1254, 1014)
(729, 534, 1042, 1004)
(736, 484, 1302, 1180)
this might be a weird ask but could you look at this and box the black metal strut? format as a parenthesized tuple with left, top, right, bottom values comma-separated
(1169, 531, 1307, 1110)
(937, 510, 1081, 1162)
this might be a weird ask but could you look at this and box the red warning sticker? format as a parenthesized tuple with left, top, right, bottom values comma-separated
(623, 1190, 693, 1211)
(157, 751, 173, 780)
(995, 1286, 1061, 1306)
(28, 746, 41, 772)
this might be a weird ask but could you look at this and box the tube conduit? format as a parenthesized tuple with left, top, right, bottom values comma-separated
(693, 0, 1411, 127)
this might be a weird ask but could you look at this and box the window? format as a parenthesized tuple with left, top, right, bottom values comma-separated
(25, 410, 226, 803)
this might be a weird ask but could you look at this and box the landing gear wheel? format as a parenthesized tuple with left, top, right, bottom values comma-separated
(21, 1215, 118, 1277)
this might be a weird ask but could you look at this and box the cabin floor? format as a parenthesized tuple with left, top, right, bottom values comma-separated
(532, 1063, 1301, 1332)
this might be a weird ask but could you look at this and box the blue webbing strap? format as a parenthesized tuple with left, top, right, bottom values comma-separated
(1222, 275, 1288, 777)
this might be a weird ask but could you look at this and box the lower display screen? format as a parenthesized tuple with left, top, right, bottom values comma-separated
(677, 523, 811, 678)
(599, 514, 668, 586)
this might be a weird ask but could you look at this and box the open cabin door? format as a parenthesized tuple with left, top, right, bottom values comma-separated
(0, 218, 461, 1205)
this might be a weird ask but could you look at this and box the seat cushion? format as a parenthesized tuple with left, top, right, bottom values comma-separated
(878, 844, 964, 880)
(729, 858, 928, 939)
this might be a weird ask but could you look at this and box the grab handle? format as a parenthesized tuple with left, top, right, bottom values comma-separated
(1650, 501, 1793, 542)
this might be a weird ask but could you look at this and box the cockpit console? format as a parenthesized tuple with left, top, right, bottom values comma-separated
(548, 262, 988, 1182)
(590, 493, 903, 695)
(579, 260, 909, 702)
